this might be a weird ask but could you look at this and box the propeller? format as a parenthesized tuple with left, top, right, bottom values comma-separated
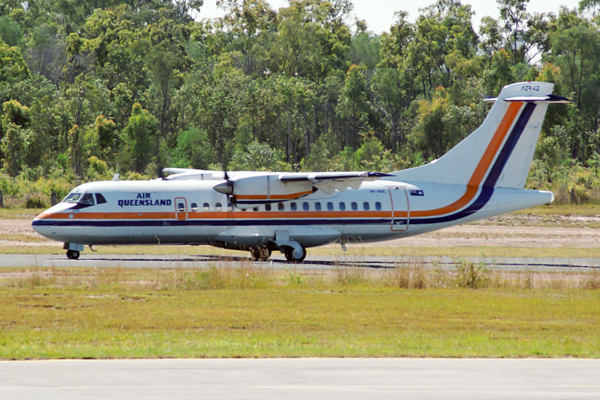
(213, 160, 236, 206)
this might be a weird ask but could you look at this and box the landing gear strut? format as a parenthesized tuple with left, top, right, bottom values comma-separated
(66, 250, 80, 259)
(284, 245, 306, 263)
(250, 246, 271, 261)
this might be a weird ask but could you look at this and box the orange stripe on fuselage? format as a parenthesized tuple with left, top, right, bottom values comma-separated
(410, 101, 523, 218)
(44, 210, 392, 220)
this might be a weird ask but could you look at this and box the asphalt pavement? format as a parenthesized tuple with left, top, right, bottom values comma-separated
(1, 358, 599, 400)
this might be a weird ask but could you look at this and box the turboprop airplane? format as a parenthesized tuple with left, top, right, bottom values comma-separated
(32, 82, 570, 262)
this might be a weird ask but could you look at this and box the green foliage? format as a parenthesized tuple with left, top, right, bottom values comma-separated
(229, 140, 287, 171)
(0, 39, 28, 83)
(171, 126, 212, 169)
(120, 104, 159, 173)
(0, 0, 597, 204)
(0, 15, 23, 48)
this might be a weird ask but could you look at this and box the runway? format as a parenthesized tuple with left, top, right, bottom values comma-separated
(1, 253, 599, 271)
(1, 358, 599, 400)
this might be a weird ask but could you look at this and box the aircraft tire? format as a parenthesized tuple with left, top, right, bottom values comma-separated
(66, 250, 80, 260)
(250, 247, 271, 261)
(285, 246, 306, 263)
(249, 247, 261, 261)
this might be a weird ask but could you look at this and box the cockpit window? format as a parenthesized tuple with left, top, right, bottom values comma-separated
(63, 193, 82, 203)
(95, 193, 107, 204)
(80, 193, 95, 205)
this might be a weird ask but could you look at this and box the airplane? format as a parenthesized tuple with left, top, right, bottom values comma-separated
(32, 82, 570, 262)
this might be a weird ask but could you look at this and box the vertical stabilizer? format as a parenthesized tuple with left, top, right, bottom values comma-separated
(392, 82, 568, 189)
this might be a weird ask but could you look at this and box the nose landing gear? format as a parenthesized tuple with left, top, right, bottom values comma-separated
(64, 243, 84, 259)
(66, 250, 80, 259)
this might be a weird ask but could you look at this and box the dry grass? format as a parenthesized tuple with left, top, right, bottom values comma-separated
(1, 263, 600, 359)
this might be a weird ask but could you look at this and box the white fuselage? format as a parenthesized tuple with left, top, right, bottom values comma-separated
(32, 178, 552, 250)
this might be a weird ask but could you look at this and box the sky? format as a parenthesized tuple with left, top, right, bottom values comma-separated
(196, 0, 581, 34)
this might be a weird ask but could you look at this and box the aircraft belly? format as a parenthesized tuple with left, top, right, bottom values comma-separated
(215, 225, 342, 248)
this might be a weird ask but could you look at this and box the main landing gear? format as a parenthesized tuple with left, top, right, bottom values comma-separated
(66, 250, 80, 259)
(284, 245, 306, 263)
(250, 246, 271, 261)
(249, 244, 307, 263)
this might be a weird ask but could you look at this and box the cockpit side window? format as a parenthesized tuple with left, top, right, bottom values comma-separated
(95, 193, 107, 204)
(79, 193, 95, 205)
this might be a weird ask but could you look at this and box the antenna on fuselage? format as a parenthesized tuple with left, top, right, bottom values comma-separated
(112, 173, 120, 181)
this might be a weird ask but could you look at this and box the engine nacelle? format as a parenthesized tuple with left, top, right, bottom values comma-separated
(213, 175, 315, 207)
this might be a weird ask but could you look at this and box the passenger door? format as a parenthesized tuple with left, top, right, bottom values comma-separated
(175, 197, 188, 221)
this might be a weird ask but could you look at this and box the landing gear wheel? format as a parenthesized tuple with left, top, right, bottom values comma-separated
(284, 245, 306, 263)
(66, 250, 80, 260)
(250, 246, 271, 261)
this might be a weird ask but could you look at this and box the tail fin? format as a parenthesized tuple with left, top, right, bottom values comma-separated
(393, 82, 569, 189)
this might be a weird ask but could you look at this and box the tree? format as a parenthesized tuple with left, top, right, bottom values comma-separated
(0, 39, 29, 84)
(0, 15, 23, 48)
(408, 87, 466, 159)
(1, 123, 25, 176)
(121, 103, 159, 173)
(336, 64, 373, 149)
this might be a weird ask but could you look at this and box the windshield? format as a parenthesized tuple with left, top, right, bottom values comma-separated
(62, 192, 95, 206)
(63, 193, 82, 203)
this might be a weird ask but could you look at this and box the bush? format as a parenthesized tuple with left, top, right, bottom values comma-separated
(25, 193, 47, 209)
(455, 260, 491, 289)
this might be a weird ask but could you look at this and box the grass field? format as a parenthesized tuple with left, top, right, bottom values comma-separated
(1, 266, 599, 359)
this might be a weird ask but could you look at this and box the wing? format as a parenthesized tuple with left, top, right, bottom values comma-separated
(279, 172, 393, 194)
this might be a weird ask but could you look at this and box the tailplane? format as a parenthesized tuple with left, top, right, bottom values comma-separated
(392, 82, 570, 189)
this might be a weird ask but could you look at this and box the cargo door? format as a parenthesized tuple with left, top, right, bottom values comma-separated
(388, 187, 409, 231)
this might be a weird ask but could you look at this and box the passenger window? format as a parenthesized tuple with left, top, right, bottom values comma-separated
(203, 203, 210, 211)
(95, 193, 107, 204)
(227, 203, 234, 211)
(363, 202, 370, 211)
(253, 207, 259, 212)
(80, 193, 94, 205)
(191, 202, 198, 212)
(315, 202, 322, 211)
(291, 202, 297, 211)
(216, 202, 222, 211)
(327, 202, 334, 211)
(339, 202, 346, 211)
(265, 204, 271, 211)
(375, 202, 382, 211)
(351, 202, 358, 211)
(303, 202, 309, 211)
(278, 203, 285, 211)
(177, 202, 185, 212)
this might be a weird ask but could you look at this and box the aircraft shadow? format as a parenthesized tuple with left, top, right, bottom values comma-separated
(61, 254, 401, 269)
